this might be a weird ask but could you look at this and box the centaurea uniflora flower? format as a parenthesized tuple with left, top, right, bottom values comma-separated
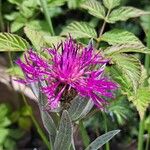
(16, 36, 118, 110)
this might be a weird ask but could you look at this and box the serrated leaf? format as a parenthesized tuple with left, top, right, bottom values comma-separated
(85, 130, 120, 150)
(0, 33, 29, 51)
(81, 0, 105, 19)
(104, 44, 150, 56)
(103, 0, 120, 10)
(107, 7, 150, 23)
(128, 87, 150, 119)
(109, 66, 131, 93)
(61, 21, 97, 39)
(111, 54, 142, 92)
(68, 96, 93, 121)
(101, 29, 146, 46)
(54, 110, 73, 150)
(43, 35, 65, 47)
(24, 27, 48, 51)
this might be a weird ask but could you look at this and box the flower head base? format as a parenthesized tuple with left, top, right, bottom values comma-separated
(16, 36, 118, 110)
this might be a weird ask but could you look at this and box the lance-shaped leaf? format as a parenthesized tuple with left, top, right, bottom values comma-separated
(103, 0, 120, 10)
(80, 0, 105, 19)
(111, 54, 142, 92)
(68, 96, 93, 121)
(128, 87, 150, 120)
(61, 21, 97, 39)
(40, 110, 57, 144)
(24, 27, 48, 51)
(107, 7, 150, 23)
(85, 130, 120, 150)
(54, 110, 73, 150)
(0, 32, 29, 51)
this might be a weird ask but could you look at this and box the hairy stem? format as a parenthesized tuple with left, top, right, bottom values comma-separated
(40, 0, 55, 35)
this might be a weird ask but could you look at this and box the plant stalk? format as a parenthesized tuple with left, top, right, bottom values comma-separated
(40, 0, 55, 35)
(102, 112, 110, 150)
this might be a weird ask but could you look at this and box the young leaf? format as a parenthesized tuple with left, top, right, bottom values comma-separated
(68, 96, 93, 121)
(0, 33, 29, 51)
(24, 27, 47, 51)
(107, 7, 150, 23)
(103, 0, 120, 10)
(111, 54, 142, 92)
(80, 0, 105, 19)
(128, 87, 150, 119)
(85, 130, 120, 150)
(61, 21, 97, 39)
(54, 110, 73, 150)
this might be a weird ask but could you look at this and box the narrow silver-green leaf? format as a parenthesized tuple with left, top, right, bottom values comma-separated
(103, 0, 120, 10)
(85, 130, 120, 150)
(61, 21, 97, 39)
(40, 109, 57, 144)
(81, 0, 105, 19)
(107, 7, 150, 23)
(68, 96, 93, 121)
(0, 32, 29, 51)
(54, 110, 73, 150)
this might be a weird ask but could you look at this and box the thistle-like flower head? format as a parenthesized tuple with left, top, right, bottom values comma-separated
(16, 37, 118, 109)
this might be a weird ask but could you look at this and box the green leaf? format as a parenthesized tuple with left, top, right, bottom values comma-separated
(103, 0, 120, 10)
(67, 0, 84, 9)
(101, 29, 146, 46)
(128, 87, 150, 119)
(40, 109, 57, 144)
(68, 96, 93, 121)
(0, 129, 9, 144)
(0, 33, 29, 51)
(107, 7, 150, 23)
(104, 44, 150, 56)
(24, 27, 47, 51)
(111, 54, 142, 92)
(7, 66, 24, 77)
(81, 0, 105, 19)
(85, 130, 120, 150)
(54, 111, 73, 150)
(43, 35, 65, 47)
(61, 21, 97, 39)
(109, 66, 131, 93)
(101, 29, 150, 54)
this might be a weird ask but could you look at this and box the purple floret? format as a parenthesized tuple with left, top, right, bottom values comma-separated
(16, 36, 118, 109)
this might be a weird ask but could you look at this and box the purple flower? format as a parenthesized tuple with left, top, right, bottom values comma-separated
(16, 36, 118, 109)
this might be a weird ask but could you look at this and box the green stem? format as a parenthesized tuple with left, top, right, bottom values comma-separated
(0, 0, 4, 31)
(8, 52, 51, 150)
(138, 116, 145, 150)
(79, 120, 90, 148)
(102, 112, 110, 150)
(40, 0, 54, 35)
(145, 128, 150, 150)
(138, 20, 150, 150)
